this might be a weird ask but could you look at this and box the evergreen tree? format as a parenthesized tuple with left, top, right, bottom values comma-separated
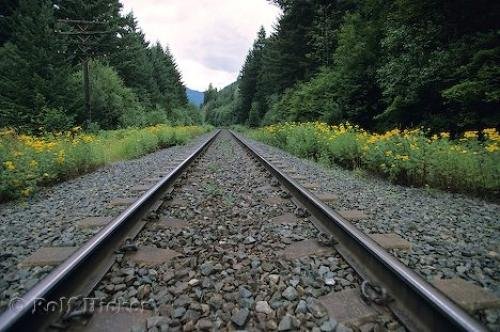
(109, 13, 158, 109)
(203, 84, 218, 106)
(235, 27, 266, 125)
(0, 0, 74, 130)
(54, 0, 123, 61)
(377, 0, 500, 131)
(150, 45, 188, 110)
(0, 0, 19, 46)
(259, 2, 316, 96)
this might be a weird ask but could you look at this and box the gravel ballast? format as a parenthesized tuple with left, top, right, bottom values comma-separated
(84, 132, 401, 331)
(0, 133, 213, 311)
(1, 130, 498, 330)
(245, 135, 500, 329)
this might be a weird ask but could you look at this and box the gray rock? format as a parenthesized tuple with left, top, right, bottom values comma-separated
(146, 316, 169, 328)
(324, 272, 336, 286)
(282, 286, 298, 301)
(239, 286, 253, 298)
(172, 307, 186, 319)
(255, 301, 272, 315)
(188, 278, 200, 287)
(244, 236, 257, 244)
(306, 298, 327, 318)
(267, 320, 278, 330)
(295, 300, 307, 314)
(130, 325, 146, 332)
(200, 262, 214, 276)
(137, 284, 151, 299)
(231, 308, 249, 327)
(320, 319, 337, 332)
(318, 266, 330, 277)
(335, 323, 354, 332)
(278, 314, 294, 331)
(208, 294, 223, 310)
(269, 274, 280, 284)
(196, 318, 213, 330)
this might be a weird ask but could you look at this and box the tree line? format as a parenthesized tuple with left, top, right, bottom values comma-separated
(204, 0, 499, 133)
(0, 0, 201, 132)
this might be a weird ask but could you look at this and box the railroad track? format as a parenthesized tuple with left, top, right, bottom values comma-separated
(0, 130, 487, 331)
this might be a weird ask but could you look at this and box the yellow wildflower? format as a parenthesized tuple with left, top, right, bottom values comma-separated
(56, 150, 65, 164)
(463, 131, 477, 139)
(4, 160, 15, 171)
(21, 187, 32, 197)
(29, 160, 38, 168)
(81, 134, 95, 143)
(0, 128, 16, 137)
(485, 144, 499, 153)
(483, 128, 499, 142)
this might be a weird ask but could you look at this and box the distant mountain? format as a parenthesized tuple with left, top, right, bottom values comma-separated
(186, 88, 204, 107)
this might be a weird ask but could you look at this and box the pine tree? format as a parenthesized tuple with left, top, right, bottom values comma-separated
(259, 2, 316, 96)
(0, 0, 19, 46)
(203, 83, 218, 106)
(0, 0, 74, 130)
(54, 0, 123, 61)
(109, 13, 158, 109)
(236, 27, 266, 125)
(150, 45, 187, 110)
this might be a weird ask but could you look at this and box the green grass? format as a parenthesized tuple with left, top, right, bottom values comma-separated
(249, 122, 500, 198)
(0, 125, 212, 201)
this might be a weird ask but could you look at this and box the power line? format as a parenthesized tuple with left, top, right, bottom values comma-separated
(55, 19, 115, 126)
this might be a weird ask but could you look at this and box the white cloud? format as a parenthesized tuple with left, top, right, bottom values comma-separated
(120, 0, 281, 91)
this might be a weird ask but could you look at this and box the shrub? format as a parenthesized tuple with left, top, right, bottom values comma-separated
(41, 107, 75, 132)
(73, 61, 140, 129)
(249, 122, 500, 197)
(0, 125, 211, 201)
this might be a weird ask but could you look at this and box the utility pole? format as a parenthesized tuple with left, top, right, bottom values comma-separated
(55, 19, 114, 126)
(82, 58, 91, 124)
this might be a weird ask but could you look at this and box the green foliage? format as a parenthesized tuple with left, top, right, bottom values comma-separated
(0, 0, 74, 131)
(272, 68, 339, 123)
(72, 61, 139, 129)
(208, 0, 499, 134)
(0, 125, 210, 201)
(41, 107, 75, 132)
(375, 0, 500, 131)
(0, 0, 18, 45)
(54, 0, 123, 63)
(204, 82, 239, 126)
(235, 27, 266, 125)
(0, 0, 191, 132)
(250, 123, 500, 197)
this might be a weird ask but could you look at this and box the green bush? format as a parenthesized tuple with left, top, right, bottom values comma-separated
(73, 61, 140, 129)
(0, 125, 211, 201)
(249, 123, 500, 197)
(41, 107, 75, 132)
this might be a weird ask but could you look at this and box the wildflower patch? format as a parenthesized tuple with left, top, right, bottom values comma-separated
(249, 122, 499, 197)
(0, 125, 211, 201)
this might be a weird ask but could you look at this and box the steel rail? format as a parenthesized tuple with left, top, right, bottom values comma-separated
(230, 130, 485, 332)
(0, 130, 220, 332)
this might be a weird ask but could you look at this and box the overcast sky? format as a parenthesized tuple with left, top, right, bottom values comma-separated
(120, 0, 281, 91)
